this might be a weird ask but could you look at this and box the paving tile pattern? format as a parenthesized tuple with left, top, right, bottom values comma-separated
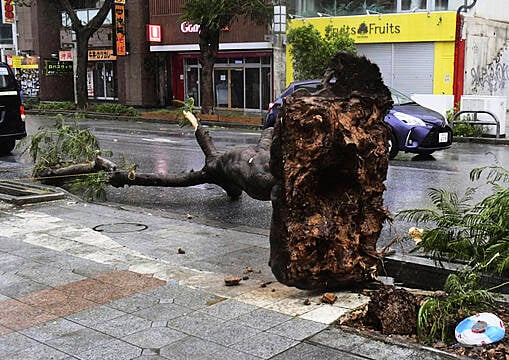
(0, 202, 458, 359)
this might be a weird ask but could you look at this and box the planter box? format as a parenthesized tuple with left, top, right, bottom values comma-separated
(379, 253, 509, 294)
(140, 112, 262, 126)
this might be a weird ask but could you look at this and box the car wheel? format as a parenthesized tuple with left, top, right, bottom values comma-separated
(0, 139, 15, 155)
(388, 132, 399, 160)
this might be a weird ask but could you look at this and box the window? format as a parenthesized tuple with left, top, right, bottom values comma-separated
(61, 9, 112, 27)
(0, 24, 13, 45)
(401, 0, 427, 11)
(288, 0, 396, 16)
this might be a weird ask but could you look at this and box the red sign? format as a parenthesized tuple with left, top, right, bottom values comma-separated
(147, 24, 161, 42)
(2, 0, 14, 24)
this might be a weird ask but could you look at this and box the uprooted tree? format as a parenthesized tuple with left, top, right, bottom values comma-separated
(31, 52, 393, 290)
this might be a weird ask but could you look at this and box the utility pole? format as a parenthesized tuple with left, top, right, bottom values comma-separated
(272, 3, 287, 99)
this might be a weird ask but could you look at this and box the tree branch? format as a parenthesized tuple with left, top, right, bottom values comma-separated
(108, 169, 211, 188)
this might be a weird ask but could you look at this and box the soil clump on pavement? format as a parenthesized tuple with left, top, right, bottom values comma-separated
(340, 286, 509, 359)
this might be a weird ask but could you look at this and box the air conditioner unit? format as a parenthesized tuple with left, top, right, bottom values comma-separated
(460, 95, 506, 137)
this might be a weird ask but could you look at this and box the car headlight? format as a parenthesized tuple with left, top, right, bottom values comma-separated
(393, 111, 426, 126)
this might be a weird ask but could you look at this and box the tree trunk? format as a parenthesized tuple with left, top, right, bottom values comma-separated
(198, 28, 219, 114)
(75, 32, 90, 109)
(39, 115, 275, 201)
(268, 52, 393, 290)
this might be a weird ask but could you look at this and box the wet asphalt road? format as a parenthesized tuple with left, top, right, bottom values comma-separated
(2, 114, 509, 251)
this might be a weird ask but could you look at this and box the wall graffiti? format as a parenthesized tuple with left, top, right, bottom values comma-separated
(470, 43, 509, 95)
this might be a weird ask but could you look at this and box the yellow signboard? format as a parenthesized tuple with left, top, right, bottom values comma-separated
(7, 55, 38, 69)
(288, 12, 456, 44)
(88, 49, 116, 61)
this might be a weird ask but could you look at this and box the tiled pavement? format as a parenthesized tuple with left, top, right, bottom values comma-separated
(0, 200, 456, 359)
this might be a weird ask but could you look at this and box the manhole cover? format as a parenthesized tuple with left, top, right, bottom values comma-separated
(0, 180, 66, 205)
(93, 222, 148, 233)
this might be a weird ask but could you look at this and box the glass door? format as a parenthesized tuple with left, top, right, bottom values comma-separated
(104, 62, 116, 99)
(214, 69, 228, 108)
(214, 68, 245, 109)
(92, 62, 116, 100)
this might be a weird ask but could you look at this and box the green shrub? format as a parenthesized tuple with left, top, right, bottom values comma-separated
(397, 165, 509, 276)
(28, 101, 139, 116)
(453, 121, 484, 137)
(417, 270, 494, 344)
(36, 101, 76, 111)
(88, 103, 139, 116)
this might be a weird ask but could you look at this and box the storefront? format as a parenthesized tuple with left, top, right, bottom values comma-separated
(149, 2, 273, 112)
(287, 12, 457, 96)
(86, 49, 117, 100)
(174, 52, 272, 111)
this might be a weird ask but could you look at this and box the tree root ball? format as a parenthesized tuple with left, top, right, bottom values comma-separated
(268, 52, 393, 290)
(366, 286, 418, 335)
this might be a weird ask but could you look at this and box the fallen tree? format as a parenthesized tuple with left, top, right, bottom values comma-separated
(33, 52, 392, 290)
(37, 113, 275, 201)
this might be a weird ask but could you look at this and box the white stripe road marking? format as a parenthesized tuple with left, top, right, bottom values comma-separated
(142, 138, 178, 143)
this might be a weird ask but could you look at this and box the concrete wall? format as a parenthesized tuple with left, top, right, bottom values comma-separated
(462, 16, 509, 109)
(468, 0, 509, 23)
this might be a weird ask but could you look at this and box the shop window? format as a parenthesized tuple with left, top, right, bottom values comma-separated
(184, 55, 271, 112)
(245, 57, 260, 64)
(245, 68, 260, 109)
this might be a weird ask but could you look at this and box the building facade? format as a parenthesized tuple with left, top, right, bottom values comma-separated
(15, 0, 157, 106)
(285, 0, 509, 110)
(147, 0, 273, 112)
(12, 0, 509, 114)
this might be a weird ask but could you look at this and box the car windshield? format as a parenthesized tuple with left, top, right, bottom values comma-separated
(294, 82, 321, 93)
(390, 88, 417, 106)
(0, 66, 16, 90)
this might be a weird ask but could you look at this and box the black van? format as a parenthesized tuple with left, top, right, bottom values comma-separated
(0, 62, 26, 155)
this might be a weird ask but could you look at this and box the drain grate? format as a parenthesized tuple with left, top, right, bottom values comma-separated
(0, 180, 66, 205)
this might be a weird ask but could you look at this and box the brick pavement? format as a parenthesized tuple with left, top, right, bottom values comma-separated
(0, 200, 455, 359)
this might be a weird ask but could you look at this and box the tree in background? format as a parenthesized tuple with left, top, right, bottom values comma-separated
(14, 0, 113, 109)
(287, 23, 357, 80)
(180, 0, 272, 114)
(58, 0, 114, 109)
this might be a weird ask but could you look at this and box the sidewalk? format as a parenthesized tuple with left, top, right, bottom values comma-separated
(0, 197, 458, 359)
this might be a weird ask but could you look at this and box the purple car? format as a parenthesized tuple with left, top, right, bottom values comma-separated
(263, 79, 453, 159)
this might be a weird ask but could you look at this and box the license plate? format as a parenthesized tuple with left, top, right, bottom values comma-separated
(438, 132, 449, 143)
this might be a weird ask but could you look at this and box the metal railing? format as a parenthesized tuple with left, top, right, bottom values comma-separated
(451, 110, 500, 139)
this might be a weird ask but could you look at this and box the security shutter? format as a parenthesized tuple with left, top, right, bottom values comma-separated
(356, 42, 434, 95)
(356, 44, 393, 88)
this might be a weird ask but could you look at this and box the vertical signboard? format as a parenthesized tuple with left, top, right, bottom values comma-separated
(114, 3, 126, 55)
(2, 0, 15, 24)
